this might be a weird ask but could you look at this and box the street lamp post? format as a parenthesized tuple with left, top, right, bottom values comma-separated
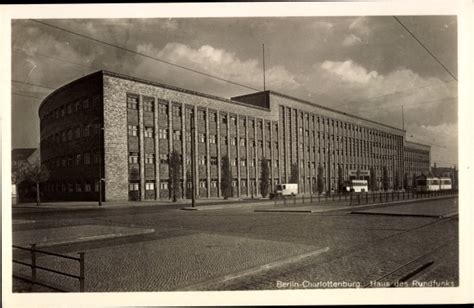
(191, 113, 196, 207)
(98, 126, 103, 206)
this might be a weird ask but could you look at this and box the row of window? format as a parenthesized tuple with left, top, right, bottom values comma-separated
(42, 123, 101, 147)
(41, 95, 100, 124)
(43, 179, 100, 193)
(44, 151, 101, 169)
(128, 178, 275, 191)
(126, 94, 278, 132)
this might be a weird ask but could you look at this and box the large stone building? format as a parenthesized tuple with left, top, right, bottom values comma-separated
(38, 70, 430, 202)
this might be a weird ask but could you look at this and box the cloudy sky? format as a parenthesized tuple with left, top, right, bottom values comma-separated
(11, 16, 457, 167)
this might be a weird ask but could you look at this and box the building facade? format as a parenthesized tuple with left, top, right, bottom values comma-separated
(38, 71, 430, 201)
(404, 141, 431, 188)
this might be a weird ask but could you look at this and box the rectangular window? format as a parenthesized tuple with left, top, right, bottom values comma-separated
(67, 156, 73, 166)
(210, 112, 217, 122)
(221, 136, 228, 145)
(160, 154, 169, 164)
(230, 116, 236, 125)
(145, 181, 155, 190)
(75, 127, 81, 139)
(158, 103, 168, 115)
(145, 153, 155, 164)
(67, 129, 73, 141)
(199, 133, 206, 143)
(211, 180, 218, 188)
(67, 104, 73, 115)
(129, 152, 139, 164)
(198, 109, 206, 121)
(84, 181, 91, 192)
(231, 158, 237, 167)
(144, 99, 154, 112)
(76, 182, 82, 193)
(199, 156, 207, 165)
(75, 154, 82, 165)
(221, 115, 227, 124)
(127, 95, 139, 110)
(209, 135, 216, 144)
(172, 105, 182, 117)
(241, 159, 247, 167)
(240, 138, 246, 147)
(145, 127, 154, 138)
(186, 131, 192, 143)
(128, 125, 138, 136)
(199, 180, 207, 188)
(68, 182, 74, 192)
(129, 182, 140, 191)
(173, 130, 182, 141)
(160, 181, 169, 190)
(210, 156, 218, 166)
(231, 137, 237, 146)
(159, 128, 168, 139)
(94, 152, 100, 164)
(83, 126, 90, 137)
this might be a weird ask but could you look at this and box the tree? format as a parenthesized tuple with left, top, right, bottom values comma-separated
(337, 166, 344, 193)
(25, 159, 50, 206)
(289, 162, 299, 184)
(369, 167, 377, 191)
(394, 171, 400, 191)
(403, 173, 409, 190)
(382, 167, 389, 191)
(12, 160, 30, 185)
(259, 159, 270, 198)
(168, 150, 182, 202)
(220, 155, 232, 199)
(317, 164, 325, 194)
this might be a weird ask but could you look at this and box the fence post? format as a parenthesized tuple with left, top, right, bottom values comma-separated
(79, 252, 85, 292)
(31, 244, 37, 290)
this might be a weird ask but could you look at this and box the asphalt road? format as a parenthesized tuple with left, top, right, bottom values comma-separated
(11, 196, 458, 291)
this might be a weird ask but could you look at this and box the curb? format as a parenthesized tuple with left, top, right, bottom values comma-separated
(14, 228, 155, 248)
(178, 246, 330, 291)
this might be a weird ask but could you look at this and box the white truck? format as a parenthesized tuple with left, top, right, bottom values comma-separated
(270, 183, 298, 199)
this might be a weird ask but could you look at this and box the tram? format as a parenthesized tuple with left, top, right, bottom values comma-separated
(415, 176, 452, 192)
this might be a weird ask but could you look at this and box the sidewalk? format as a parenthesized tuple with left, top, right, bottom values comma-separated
(12, 197, 272, 211)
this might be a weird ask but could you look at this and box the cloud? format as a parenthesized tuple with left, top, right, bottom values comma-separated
(320, 60, 378, 84)
(349, 16, 370, 36)
(135, 42, 299, 94)
(406, 123, 458, 167)
(342, 34, 362, 47)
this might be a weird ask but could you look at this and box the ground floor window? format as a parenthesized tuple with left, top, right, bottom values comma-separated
(145, 181, 155, 191)
(129, 182, 139, 191)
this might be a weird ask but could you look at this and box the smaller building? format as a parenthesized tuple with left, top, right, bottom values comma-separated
(404, 141, 431, 188)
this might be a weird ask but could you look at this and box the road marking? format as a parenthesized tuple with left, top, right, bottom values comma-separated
(179, 246, 330, 291)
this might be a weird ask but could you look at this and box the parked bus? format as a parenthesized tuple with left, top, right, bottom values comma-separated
(344, 179, 368, 193)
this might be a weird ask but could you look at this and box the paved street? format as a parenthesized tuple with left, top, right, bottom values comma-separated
(11, 196, 458, 292)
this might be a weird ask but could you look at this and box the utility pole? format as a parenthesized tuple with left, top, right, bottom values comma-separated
(262, 43, 266, 91)
(402, 105, 405, 130)
(191, 112, 196, 207)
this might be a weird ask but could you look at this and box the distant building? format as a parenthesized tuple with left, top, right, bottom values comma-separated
(38, 70, 431, 202)
(404, 141, 431, 188)
(432, 163, 458, 189)
(12, 148, 39, 203)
